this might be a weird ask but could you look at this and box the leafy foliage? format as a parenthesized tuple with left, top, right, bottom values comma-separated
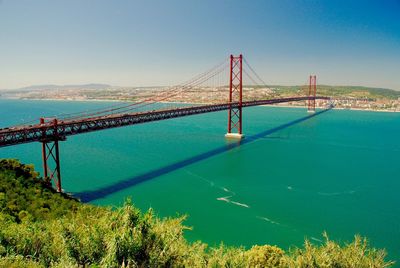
(0, 159, 394, 267)
(0, 159, 79, 222)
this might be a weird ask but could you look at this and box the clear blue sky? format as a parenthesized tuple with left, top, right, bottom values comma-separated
(0, 0, 399, 89)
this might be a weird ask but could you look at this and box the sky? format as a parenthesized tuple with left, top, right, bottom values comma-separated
(0, 0, 399, 90)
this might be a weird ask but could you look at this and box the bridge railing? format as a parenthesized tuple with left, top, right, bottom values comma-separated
(0, 96, 330, 148)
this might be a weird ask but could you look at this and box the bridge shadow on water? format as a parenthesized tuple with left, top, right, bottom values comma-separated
(75, 108, 331, 202)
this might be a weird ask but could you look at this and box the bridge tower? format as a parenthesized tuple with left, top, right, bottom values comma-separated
(225, 54, 244, 139)
(308, 75, 317, 113)
(40, 118, 63, 192)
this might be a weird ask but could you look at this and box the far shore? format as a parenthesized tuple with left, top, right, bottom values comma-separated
(266, 104, 400, 113)
(1, 97, 399, 113)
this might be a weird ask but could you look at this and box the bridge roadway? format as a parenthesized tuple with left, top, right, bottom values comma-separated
(0, 96, 329, 147)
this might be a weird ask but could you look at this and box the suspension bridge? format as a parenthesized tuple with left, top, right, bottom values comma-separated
(0, 55, 330, 192)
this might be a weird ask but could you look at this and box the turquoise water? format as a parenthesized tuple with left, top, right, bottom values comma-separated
(1, 99, 399, 263)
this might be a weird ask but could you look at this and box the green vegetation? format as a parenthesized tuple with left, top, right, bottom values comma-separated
(0, 159, 79, 222)
(316, 85, 400, 100)
(268, 85, 400, 100)
(0, 159, 394, 267)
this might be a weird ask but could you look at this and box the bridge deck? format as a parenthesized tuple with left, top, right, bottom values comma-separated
(0, 96, 329, 147)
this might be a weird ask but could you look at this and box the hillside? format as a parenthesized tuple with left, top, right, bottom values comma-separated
(0, 84, 112, 94)
(0, 159, 394, 267)
(1, 83, 399, 101)
(268, 85, 400, 100)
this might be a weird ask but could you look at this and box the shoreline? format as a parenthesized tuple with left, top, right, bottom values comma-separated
(1, 97, 399, 113)
(261, 103, 400, 113)
(0, 97, 209, 106)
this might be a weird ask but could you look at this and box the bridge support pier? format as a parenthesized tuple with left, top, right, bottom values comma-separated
(225, 54, 244, 140)
(308, 75, 317, 113)
(40, 118, 64, 192)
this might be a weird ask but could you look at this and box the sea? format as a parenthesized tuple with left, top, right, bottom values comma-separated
(0, 99, 399, 263)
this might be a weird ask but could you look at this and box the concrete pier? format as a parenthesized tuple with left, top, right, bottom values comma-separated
(225, 133, 245, 140)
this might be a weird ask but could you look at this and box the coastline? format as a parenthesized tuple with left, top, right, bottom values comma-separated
(330, 107, 400, 113)
(264, 103, 400, 113)
(1, 97, 399, 113)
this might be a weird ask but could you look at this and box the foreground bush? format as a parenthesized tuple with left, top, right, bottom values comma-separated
(0, 159, 78, 222)
(0, 159, 394, 267)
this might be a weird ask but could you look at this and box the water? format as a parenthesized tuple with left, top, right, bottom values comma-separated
(1, 99, 399, 263)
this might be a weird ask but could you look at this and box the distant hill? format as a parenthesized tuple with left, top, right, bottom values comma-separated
(1, 83, 399, 101)
(3, 83, 112, 92)
(266, 85, 400, 100)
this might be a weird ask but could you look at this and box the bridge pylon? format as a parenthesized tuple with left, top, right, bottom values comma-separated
(40, 118, 64, 192)
(308, 75, 317, 113)
(225, 54, 244, 140)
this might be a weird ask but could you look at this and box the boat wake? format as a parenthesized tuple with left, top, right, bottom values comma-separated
(184, 169, 215, 186)
(216, 195, 250, 208)
(256, 216, 280, 225)
(285, 184, 357, 197)
(310, 236, 323, 243)
(317, 190, 356, 196)
(184, 169, 250, 208)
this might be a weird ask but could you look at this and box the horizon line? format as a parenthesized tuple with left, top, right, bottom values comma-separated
(1, 83, 399, 92)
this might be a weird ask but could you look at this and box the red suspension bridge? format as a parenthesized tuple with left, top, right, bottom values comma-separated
(0, 55, 330, 192)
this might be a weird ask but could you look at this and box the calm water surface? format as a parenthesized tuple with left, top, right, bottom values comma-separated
(1, 99, 399, 262)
